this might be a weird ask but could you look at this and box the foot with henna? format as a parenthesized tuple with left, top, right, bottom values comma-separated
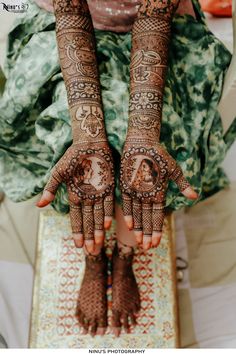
(76, 245, 108, 337)
(111, 241, 141, 337)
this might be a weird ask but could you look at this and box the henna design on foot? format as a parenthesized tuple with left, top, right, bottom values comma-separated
(76, 249, 108, 336)
(111, 244, 141, 336)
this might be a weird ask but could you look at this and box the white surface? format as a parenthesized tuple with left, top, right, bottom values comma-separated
(222, 142, 236, 182)
(0, 261, 33, 348)
(190, 285, 236, 348)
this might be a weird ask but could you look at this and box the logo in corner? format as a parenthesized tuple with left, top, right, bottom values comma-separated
(1, 2, 29, 13)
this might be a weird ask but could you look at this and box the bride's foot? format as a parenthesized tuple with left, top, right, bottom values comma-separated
(111, 242, 141, 337)
(76, 248, 108, 336)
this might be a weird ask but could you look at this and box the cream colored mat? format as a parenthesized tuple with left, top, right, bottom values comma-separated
(176, 182, 236, 348)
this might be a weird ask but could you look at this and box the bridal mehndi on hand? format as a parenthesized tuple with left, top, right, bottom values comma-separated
(37, 0, 198, 337)
(37, 0, 115, 253)
(120, 0, 197, 249)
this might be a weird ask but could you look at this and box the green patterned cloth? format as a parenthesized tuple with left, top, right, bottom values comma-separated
(0, 0, 235, 213)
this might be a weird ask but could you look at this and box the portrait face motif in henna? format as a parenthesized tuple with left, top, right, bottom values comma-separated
(49, 0, 115, 251)
(58, 147, 114, 203)
(118, 0, 197, 246)
(120, 147, 169, 202)
(71, 155, 112, 197)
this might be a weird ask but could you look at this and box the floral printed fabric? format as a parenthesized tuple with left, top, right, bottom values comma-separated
(0, 0, 235, 213)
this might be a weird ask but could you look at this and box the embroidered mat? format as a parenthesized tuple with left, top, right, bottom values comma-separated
(29, 210, 179, 348)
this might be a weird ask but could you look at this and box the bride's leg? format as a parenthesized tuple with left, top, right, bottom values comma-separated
(75, 242, 108, 337)
(111, 203, 141, 337)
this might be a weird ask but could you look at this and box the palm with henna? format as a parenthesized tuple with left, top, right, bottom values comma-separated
(120, 0, 198, 250)
(37, 143, 114, 251)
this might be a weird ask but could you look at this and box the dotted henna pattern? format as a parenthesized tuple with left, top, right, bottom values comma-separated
(138, 0, 180, 20)
(121, 147, 169, 201)
(62, 147, 114, 201)
(53, 0, 107, 144)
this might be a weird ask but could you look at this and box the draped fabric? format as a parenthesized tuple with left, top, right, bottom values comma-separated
(0, 0, 235, 213)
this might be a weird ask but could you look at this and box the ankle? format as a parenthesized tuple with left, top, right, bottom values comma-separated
(84, 244, 103, 257)
(116, 240, 134, 260)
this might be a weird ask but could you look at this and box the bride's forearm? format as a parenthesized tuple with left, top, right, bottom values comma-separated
(127, 0, 180, 143)
(53, 0, 107, 144)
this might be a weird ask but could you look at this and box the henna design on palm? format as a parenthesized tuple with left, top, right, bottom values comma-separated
(120, 142, 193, 240)
(43, 143, 114, 240)
(121, 0, 198, 249)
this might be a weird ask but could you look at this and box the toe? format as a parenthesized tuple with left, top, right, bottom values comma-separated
(96, 327, 106, 336)
(130, 313, 137, 326)
(112, 310, 121, 336)
(79, 314, 89, 332)
(82, 327, 88, 335)
(122, 313, 129, 333)
(113, 327, 121, 337)
(90, 321, 98, 337)
(134, 302, 141, 314)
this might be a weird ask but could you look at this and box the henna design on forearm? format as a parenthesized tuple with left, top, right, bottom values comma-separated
(53, 0, 106, 143)
(127, 0, 180, 141)
(138, 0, 180, 20)
(120, 1, 194, 242)
(45, 1, 115, 244)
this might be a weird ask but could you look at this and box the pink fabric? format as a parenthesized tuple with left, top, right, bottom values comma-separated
(88, 0, 140, 32)
(34, 0, 196, 32)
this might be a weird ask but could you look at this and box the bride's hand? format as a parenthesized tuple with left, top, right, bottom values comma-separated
(37, 142, 114, 253)
(120, 140, 198, 250)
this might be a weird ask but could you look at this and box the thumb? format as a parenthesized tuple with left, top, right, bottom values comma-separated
(169, 164, 199, 200)
(36, 169, 62, 207)
(181, 186, 199, 200)
(37, 190, 55, 207)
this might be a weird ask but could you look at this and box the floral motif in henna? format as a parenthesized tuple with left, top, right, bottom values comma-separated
(75, 105, 104, 138)
(120, 0, 190, 237)
(128, 10, 172, 140)
(47, 0, 115, 241)
(120, 143, 189, 235)
(53, 0, 107, 144)
(50, 0, 115, 334)
(138, 0, 180, 20)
